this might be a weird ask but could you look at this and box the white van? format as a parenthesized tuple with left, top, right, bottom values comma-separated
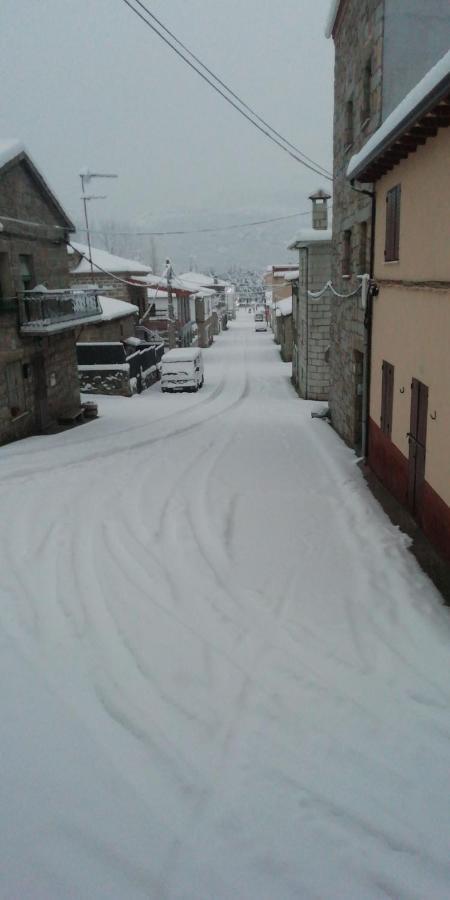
(160, 348, 204, 393)
(254, 311, 267, 332)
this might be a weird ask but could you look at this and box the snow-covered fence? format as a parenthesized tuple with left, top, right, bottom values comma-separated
(77, 341, 163, 397)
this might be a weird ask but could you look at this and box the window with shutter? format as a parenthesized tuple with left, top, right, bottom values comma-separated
(384, 185, 401, 261)
(380, 360, 394, 437)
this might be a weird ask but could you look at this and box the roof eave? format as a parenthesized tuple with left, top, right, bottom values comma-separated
(349, 75, 450, 183)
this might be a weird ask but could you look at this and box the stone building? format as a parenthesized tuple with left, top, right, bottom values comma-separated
(263, 265, 298, 340)
(348, 51, 450, 560)
(194, 291, 214, 348)
(288, 191, 332, 401)
(76, 296, 138, 343)
(326, 0, 450, 449)
(0, 140, 103, 446)
(275, 297, 293, 363)
(68, 243, 151, 317)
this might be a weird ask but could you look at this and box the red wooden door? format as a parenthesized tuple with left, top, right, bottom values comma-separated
(408, 378, 428, 520)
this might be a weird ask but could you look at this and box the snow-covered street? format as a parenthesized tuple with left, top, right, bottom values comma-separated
(1, 310, 449, 900)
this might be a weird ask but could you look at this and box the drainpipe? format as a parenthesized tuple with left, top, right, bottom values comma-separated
(351, 183, 376, 460)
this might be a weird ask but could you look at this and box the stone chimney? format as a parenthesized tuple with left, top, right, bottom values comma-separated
(309, 188, 331, 230)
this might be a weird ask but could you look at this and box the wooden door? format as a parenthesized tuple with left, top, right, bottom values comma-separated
(33, 354, 50, 433)
(408, 378, 428, 519)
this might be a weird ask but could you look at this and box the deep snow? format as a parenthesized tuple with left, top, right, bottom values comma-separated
(1, 311, 449, 899)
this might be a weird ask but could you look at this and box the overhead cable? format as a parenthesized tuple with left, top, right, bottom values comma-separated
(130, 0, 332, 179)
(119, 0, 333, 182)
(76, 207, 331, 237)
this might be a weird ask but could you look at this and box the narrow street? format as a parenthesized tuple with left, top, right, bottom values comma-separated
(1, 309, 449, 900)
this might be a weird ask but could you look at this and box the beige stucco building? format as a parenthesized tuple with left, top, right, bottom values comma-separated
(348, 51, 450, 560)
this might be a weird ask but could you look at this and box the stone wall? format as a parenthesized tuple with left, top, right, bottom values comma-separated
(69, 268, 147, 316)
(77, 314, 136, 343)
(294, 242, 332, 401)
(329, 0, 384, 447)
(0, 316, 81, 445)
(382, 0, 450, 118)
(0, 156, 82, 445)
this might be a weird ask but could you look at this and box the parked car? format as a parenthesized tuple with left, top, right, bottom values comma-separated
(160, 348, 204, 393)
(254, 312, 267, 332)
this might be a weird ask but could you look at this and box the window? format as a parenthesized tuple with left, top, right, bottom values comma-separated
(345, 98, 354, 148)
(359, 221, 368, 274)
(342, 229, 352, 276)
(5, 362, 26, 417)
(381, 361, 394, 437)
(385, 185, 401, 261)
(361, 58, 372, 123)
(19, 255, 35, 291)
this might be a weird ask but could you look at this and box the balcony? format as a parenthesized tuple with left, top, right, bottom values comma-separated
(19, 288, 103, 335)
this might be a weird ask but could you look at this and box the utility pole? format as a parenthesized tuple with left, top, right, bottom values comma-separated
(165, 258, 176, 349)
(79, 168, 118, 281)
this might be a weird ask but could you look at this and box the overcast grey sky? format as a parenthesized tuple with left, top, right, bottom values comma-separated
(1, 0, 334, 270)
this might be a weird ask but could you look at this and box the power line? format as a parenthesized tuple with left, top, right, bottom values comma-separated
(77, 207, 330, 238)
(130, 0, 332, 179)
(119, 0, 333, 182)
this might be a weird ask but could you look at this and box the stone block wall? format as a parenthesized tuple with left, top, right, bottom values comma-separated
(77, 315, 136, 343)
(329, 0, 384, 446)
(69, 268, 147, 316)
(294, 242, 332, 401)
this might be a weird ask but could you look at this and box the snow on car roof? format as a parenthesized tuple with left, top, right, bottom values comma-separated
(162, 348, 201, 362)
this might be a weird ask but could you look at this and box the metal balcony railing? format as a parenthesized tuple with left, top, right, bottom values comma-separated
(19, 288, 103, 332)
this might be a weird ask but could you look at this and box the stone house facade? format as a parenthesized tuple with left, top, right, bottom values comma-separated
(0, 141, 103, 446)
(348, 52, 450, 560)
(326, 0, 450, 449)
(68, 243, 151, 317)
(289, 191, 332, 401)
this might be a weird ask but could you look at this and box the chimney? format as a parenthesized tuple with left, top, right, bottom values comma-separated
(309, 188, 331, 230)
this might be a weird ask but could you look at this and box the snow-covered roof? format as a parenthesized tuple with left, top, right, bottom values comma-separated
(325, 0, 341, 38)
(0, 139, 75, 231)
(284, 270, 299, 282)
(69, 243, 152, 276)
(272, 269, 299, 279)
(288, 228, 332, 249)
(276, 297, 293, 317)
(179, 271, 227, 289)
(347, 49, 450, 182)
(98, 296, 139, 321)
(0, 139, 25, 170)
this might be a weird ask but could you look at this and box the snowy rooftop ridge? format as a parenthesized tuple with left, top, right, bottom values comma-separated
(69, 243, 152, 276)
(325, 0, 341, 38)
(347, 49, 450, 181)
(288, 228, 332, 249)
(0, 139, 25, 170)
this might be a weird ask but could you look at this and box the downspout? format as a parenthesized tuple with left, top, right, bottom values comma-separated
(351, 183, 376, 460)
